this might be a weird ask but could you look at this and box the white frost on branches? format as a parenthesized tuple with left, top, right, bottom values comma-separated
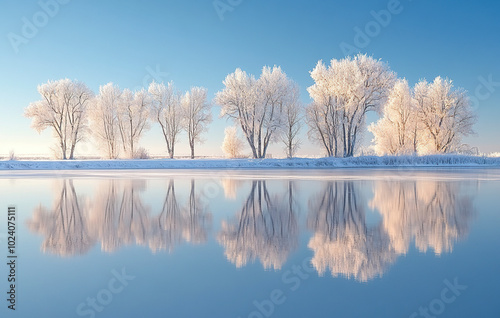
(90, 83, 122, 159)
(369, 79, 419, 155)
(90, 84, 151, 159)
(25, 79, 93, 159)
(221, 126, 244, 158)
(371, 77, 477, 155)
(181, 87, 212, 159)
(279, 84, 303, 158)
(414, 77, 476, 154)
(307, 54, 396, 157)
(149, 81, 183, 159)
(117, 88, 151, 158)
(216, 66, 300, 158)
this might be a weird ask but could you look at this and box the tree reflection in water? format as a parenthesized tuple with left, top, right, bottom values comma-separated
(307, 182, 395, 282)
(27, 178, 212, 256)
(26, 179, 94, 256)
(149, 180, 211, 253)
(369, 180, 475, 255)
(217, 180, 299, 270)
(308, 180, 476, 281)
(26, 176, 476, 281)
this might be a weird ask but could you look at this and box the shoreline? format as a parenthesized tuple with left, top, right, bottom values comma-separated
(1, 155, 499, 171)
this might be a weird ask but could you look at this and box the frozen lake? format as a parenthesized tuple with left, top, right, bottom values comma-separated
(1, 168, 499, 317)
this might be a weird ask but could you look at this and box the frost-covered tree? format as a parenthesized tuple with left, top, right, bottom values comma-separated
(90, 83, 122, 159)
(216, 66, 298, 158)
(181, 87, 212, 159)
(117, 88, 151, 158)
(369, 79, 419, 155)
(25, 79, 93, 159)
(306, 61, 341, 157)
(279, 84, 303, 158)
(221, 126, 244, 158)
(216, 69, 255, 157)
(149, 82, 182, 158)
(307, 54, 396, 157)
(414, 77, 476, 154)
(306, 100, 339, 157)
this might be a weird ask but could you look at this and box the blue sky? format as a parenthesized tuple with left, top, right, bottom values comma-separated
(0, 0, 499, 157)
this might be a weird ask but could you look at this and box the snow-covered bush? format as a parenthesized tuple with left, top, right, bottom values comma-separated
(222, 126, 244, 159)
(133, 147, 150, 159)
(8, 149, 17, 161)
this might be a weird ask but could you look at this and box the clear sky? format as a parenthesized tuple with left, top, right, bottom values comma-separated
(1, 0, 499, 158)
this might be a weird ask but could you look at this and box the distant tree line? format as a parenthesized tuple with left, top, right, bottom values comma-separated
(25, 80, 212, 159)
(25, 54, 477, 159)
(306, 54, 476, 157)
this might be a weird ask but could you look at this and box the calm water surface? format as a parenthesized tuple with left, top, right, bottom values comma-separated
(0, 169, 499, 318)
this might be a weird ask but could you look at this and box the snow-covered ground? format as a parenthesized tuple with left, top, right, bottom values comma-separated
(0, 155, 499, 170)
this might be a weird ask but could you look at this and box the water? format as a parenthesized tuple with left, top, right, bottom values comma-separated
(0, 168, 499, 318)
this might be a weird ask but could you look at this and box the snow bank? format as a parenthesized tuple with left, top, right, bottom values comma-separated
(0, 155, 499, 170)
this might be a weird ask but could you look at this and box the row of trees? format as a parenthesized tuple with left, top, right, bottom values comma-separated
(25, 79, 212, 159)
(217, 54, 476, 158)
(305, 54, 476, 157)
(25, 54, 477, 159)
(369, 77, 476, 155)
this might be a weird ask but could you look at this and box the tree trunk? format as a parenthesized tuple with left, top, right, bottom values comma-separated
(69, 144, 76, 160)
(334, 136, 338, 157)
(61, 143, 67, 160)
(131, 139, 134, 159)
(250, 142, 258, 159)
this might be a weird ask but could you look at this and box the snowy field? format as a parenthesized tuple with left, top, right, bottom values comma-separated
(0, 155, 499, 170)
